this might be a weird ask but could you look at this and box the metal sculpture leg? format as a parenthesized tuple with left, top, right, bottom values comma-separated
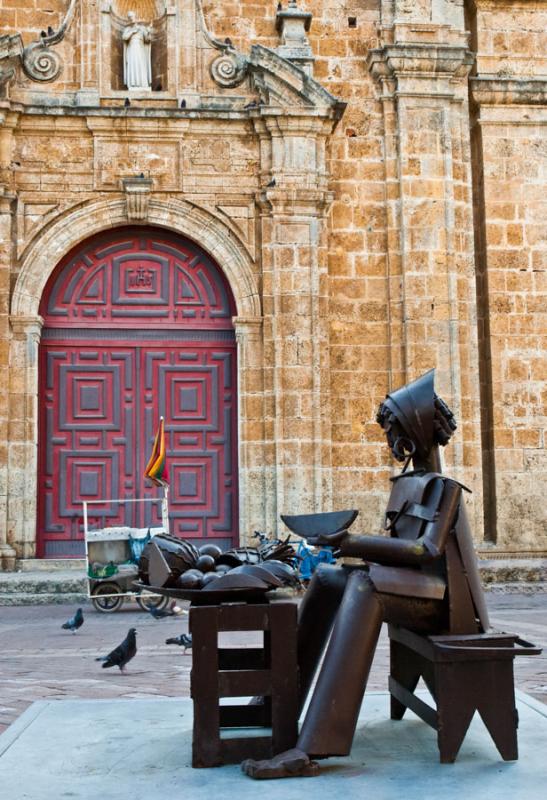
(296, 564, 348, 712)
(298, 569, 383, 757)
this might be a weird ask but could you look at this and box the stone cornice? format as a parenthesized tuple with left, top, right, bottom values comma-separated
(470, 77, 547, 106)
(248, 44, 345, 121)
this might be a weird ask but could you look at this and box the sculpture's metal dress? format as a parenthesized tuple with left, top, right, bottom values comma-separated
(243, 370, 490, 778)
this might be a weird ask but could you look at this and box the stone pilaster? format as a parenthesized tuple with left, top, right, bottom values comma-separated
(368, 2, 484, 537)
(7, 315, 43, 562)
(0, 188, 15, 569)
(233, 316, 267, 543)
(469, 74, 547, 551)
(255, 113, 334, 528)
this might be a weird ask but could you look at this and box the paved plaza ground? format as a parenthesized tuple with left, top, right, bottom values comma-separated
(0, 592, 546, 737)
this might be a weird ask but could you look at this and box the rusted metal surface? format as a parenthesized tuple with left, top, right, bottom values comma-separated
(387, 625, 542, 762)
(190, 601, 298, 768)
(242, 369, 542, 779)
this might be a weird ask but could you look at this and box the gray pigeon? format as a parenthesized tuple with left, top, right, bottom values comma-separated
(62, 607, 84, 633)
(96, 628, 137, 672)
(165, 633, 192, 651)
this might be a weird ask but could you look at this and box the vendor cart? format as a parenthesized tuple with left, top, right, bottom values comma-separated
(83, 496, 170, 613)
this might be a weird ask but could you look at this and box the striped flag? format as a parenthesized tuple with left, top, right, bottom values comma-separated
(144, 417, 169, 487)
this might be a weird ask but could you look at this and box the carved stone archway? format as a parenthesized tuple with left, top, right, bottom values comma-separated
(9, 197, 263, 559)
(12, 196, 260, 319)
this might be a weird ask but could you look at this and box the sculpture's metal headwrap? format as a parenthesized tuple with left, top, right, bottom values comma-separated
(377, 370, 456, 461)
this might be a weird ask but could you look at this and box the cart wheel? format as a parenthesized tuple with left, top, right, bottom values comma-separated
(136, 590, 169, 612)
(91, 582, 124, 613)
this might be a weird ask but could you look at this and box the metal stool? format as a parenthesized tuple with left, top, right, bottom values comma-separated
(190, 601, 298, 767)
(388, 625, 541, 763)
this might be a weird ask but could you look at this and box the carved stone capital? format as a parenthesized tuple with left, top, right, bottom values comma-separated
(233, 316, 263, 344)
(257, 187, 334, 217)
(122, 176, 153, 222)
(368, 42, 474, 96)
(9, 314, 44, 340)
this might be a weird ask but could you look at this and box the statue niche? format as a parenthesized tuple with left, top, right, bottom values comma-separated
(123, 11, 152, 89)
(110, 5, 168, 93)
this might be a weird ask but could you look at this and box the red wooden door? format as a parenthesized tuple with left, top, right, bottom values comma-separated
(38, 229, 238, 557)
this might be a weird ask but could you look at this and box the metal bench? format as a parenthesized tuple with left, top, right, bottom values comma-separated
(388, 625, 541, 763)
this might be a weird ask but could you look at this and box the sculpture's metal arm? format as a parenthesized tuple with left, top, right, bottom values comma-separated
(337, 480, 462, 566)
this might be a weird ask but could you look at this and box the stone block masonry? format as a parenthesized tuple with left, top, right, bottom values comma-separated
(0, 0, 545, 565)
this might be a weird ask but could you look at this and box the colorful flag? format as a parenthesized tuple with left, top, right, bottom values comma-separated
(144, 417, 169, 487)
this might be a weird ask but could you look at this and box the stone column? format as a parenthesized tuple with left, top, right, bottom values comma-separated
(76, 0, 101, 105)
(233, 316, 267, 543)
(368, 0, 484, 536)
(0, 188, 16, 569)
(7, 315, 43, 562)
(254, 114, 333, 530)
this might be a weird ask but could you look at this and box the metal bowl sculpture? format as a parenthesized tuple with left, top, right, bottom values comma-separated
(136, 533, 300, 600)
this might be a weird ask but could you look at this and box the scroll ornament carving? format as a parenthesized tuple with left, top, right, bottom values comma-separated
(22, 44, 62, 82)
(210, 49, 248, 88)
(21, 0, 79, 83)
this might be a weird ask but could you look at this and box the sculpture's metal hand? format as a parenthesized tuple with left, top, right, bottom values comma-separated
(305, 529, 349, 547)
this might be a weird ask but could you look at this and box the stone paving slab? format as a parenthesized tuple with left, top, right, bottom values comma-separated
(0, 692, 546, 800)
(0, 595, 545, 737)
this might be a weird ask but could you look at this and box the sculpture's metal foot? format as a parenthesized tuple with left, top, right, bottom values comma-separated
(241, 748, 319, 779)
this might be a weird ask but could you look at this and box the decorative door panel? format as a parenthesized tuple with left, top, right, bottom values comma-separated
(140, 344, 237, 539)
(43, 232, 234, 329)
(38, 346, 138, 549)
(38, 228, 238, 557)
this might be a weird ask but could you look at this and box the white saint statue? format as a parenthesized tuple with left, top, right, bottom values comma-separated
(122, 11, 152, 90)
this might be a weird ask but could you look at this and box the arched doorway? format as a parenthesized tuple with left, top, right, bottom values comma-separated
(37, 227, 238, 557)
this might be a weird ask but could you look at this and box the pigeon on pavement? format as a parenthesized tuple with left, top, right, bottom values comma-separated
(62, 607, 84, 633)
(148, 605, 175, 620)
(165, 633, 192, 651)
(147, 600, 185, 619)
(96, 628, 137, 672)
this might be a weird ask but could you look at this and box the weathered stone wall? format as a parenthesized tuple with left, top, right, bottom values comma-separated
(0, 0, 545, 563)
(469, 0, 547, 552)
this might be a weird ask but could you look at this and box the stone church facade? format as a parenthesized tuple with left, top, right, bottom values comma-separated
(0, 0, 545, 568)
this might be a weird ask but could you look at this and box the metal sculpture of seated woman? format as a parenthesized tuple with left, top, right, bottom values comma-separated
(242, 369, 490, 779)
